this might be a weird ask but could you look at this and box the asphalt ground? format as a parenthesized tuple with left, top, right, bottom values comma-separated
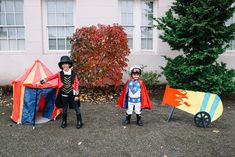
(0, 89, 235, 157)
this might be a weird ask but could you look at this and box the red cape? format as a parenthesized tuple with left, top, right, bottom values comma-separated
(117, 79, 153, 109)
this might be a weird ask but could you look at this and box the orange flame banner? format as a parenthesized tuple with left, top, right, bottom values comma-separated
(162, 85, 191, 107)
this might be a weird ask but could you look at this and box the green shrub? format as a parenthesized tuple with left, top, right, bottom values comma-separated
(141, 71, 161, 89)
(155, 0, 235, 94)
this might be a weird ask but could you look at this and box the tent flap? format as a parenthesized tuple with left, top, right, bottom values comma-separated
(22, 87, 57, 124)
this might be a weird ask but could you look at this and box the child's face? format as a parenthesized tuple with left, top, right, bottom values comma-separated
(132, 73, 140, 80)
(62, 63, 70, 71)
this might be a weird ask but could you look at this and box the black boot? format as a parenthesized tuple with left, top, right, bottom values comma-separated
(61, 113, 67, 128)
(123, 114, 131, 126)
(136, 114, 143, 126)
(76, 114, 83, 129)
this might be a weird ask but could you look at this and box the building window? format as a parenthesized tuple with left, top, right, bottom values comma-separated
(141, 1, 153, 50)
(120, 0, 134, 49)
(47, 0, 74, 51)
(226, 5, 235, 50)
(120, 0, 155, 51)
(0, 0, 25, 51)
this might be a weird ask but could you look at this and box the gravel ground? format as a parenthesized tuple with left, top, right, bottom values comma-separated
(0, 89, 235, 157)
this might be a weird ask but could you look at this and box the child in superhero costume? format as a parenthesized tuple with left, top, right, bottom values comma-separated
(40, 56, 82, 129)
(117, 66, 153, 126)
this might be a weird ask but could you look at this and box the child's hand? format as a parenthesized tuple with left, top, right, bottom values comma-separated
(75, 91, 79, 95)
(74, 96, 79, 101)
(40, 79, 46, 84)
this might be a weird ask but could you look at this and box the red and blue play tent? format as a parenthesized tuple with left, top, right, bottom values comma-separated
(11, 60, 62, 124)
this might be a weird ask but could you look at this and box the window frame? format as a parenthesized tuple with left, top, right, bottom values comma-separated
(120, 0, 134, 50)
(119, 0, 157, 54)
(42, 0, 75, 54)
(0, 0, 25, 53)
(140, 0, 154, 50)
(223, 3, 235, 55)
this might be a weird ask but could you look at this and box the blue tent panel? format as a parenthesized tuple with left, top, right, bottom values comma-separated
(22, 87, 56, 124)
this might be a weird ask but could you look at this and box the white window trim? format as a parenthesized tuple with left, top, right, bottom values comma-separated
(0, 50, 25, 54)
(0, 0, 25, 54)
(140, 1, 154, 51)
(42, 0, 75, 54)
(119, 0, 134, 50)
(225, 3, 235, 53)
(119, 0, 158, 55)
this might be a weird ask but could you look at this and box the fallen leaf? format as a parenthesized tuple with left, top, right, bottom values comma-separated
(212, 129, 220, 133)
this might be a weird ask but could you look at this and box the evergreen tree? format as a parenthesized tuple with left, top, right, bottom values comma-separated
(156, 0, 235, 94)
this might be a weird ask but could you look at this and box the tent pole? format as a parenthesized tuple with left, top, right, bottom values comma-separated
(33, 85, 38, 129)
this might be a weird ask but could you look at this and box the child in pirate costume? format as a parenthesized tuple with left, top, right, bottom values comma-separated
(40, 56, 82, 129)
(117, 66, 153, 126)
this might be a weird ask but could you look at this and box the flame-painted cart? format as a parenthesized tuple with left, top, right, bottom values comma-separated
(162, 85, 223, 127)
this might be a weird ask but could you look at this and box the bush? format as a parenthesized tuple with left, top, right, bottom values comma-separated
(70, 24, 130, 88)
(156, 0, 235, 94)
(163, 56, 235, 94)
(0, 85, 12, 96)
(141, 71, 161, 89)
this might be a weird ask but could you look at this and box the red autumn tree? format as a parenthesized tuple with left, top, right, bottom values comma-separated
(70, 24, 130, 88)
